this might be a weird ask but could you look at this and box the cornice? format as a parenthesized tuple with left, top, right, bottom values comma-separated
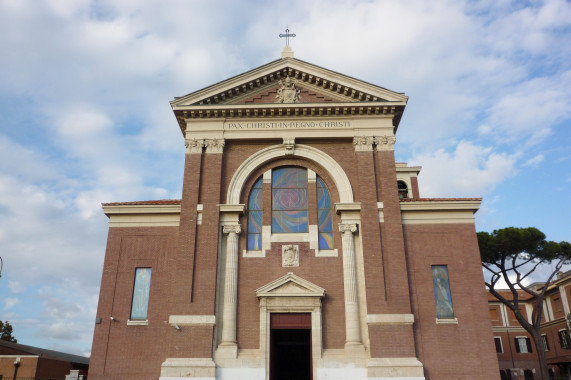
(400, 199, 481, 212)
(103, 204, 181, 216)
(171, 58, 407, 107)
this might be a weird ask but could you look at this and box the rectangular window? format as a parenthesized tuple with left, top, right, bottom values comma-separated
(542, 334, 550, 351)
(495, 337, 503, 353)
(490, 308, 499, 321)
(130, 268, 152, 320)
(559, 330, 570, 349)
(515, 337, 532, 353)
(431, 265, 454, 319)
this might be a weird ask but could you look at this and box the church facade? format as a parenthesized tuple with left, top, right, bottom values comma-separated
(89, 47, 500, 380)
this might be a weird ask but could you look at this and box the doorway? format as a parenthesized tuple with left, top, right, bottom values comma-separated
(270, 313, 312, 380)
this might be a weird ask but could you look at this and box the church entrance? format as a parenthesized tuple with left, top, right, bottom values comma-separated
(270, 313, 312, 380)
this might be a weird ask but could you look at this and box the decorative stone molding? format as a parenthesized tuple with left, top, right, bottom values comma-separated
(227, 144, 354, 204)
(256, 273, 325, 367)
(282, 245, 299, 267)
(353, 136, 375, 152)
(375, 135, 396, 151)
(204, 138, 225, 154)
(339, 223, 358, 235)
(283, 137, 295, 155)
(185, 139, 204, 154)
(275, 75, 301, 103)
(222, 224, 241, 235)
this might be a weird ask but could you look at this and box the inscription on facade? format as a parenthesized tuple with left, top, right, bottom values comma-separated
(225, 120, 351, 129)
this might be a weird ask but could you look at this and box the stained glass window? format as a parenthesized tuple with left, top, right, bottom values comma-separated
(131, 268, 152, 320)
(431, 265, 454, 319)
(272, 167, 308, 233)
(247, 177, 263, 250)
(317, 177, 333, 249)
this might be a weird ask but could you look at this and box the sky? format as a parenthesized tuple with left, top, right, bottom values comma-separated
(0, 0, 569, 357)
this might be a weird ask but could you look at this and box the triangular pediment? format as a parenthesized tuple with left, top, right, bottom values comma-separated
(256, 272, 325, 298)
(171, 57, 408, 108)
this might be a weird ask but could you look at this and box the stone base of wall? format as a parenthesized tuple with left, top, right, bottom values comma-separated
(367, 357, 425, 379)
(159, 358, 216, 379)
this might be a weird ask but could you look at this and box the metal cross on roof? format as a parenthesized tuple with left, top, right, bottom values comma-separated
(279, 27, 296, 46)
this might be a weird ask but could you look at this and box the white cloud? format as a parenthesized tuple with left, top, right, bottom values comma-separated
(4, 297, 20, 310)
(7, 281, 26, 294)
(411, 140, 518, 197)
(522, 154, 545, 168)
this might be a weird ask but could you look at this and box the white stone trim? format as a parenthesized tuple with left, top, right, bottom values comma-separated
(226, 144, 354, 204)
(197, 204, 203, 225)
(103, 204, 181, 227)
(367, 357, 425, 379)
(366, 314, 414, 325)
(243, 226, 338, 258)
(400, 200, 481, 224)
(169, 315, 216, 326)
(126, 319, 148, 326)
(377, 202, 384, 223)
(435, 318, 458, 324)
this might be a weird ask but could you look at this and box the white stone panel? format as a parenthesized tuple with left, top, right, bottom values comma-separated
(215, 368, 265, 380)
(317, 367, 367, 380)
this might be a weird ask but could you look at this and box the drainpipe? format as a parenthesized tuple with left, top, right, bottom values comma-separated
(13, 357, 20, 380)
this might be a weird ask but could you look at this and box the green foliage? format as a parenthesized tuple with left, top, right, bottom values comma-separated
(478, 227, 570, 265)
(0, 320, 17, 343)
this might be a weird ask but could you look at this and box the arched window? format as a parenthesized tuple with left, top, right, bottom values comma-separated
(272, 167, 308, 233)
(397, 180, 409, 199)
(247, 177, 263, 250)
(246, 166, 335, 251)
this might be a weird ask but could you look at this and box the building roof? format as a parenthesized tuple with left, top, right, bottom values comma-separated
(487, 289, 535, 302)
(102, 199, 182, 206)
(400, 198, 482, 202)
(0, 340, 90, 365)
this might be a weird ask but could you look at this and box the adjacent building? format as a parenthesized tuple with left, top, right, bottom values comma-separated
(89, 47, 499, 380)
(0, 340, 89, 379)
(490, 271, 571, 379)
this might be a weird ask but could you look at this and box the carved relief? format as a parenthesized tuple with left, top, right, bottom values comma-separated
(282, 245, 299, 267)
(353, 136, 375, 152)
(375, 135, 396, 151)
(283, 137, 295, 155)
(275, 76, 301, 104)
(185, 139, 204, 154)
(204, 138, 225, 154)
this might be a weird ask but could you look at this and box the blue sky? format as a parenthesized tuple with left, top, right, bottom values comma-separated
(0, 0, 569, 356)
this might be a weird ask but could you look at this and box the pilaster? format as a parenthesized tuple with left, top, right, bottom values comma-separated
(354, 137, 386, 312)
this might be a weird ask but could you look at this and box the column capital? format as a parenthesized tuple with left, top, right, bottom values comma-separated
(374, 135, 396, 151)
(223, 224, 241, 235)
(185, 139, 204, 154)
(205, 138, 225, 154)
(353, 136, 375, 152)
(339, 223, 358, 234)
